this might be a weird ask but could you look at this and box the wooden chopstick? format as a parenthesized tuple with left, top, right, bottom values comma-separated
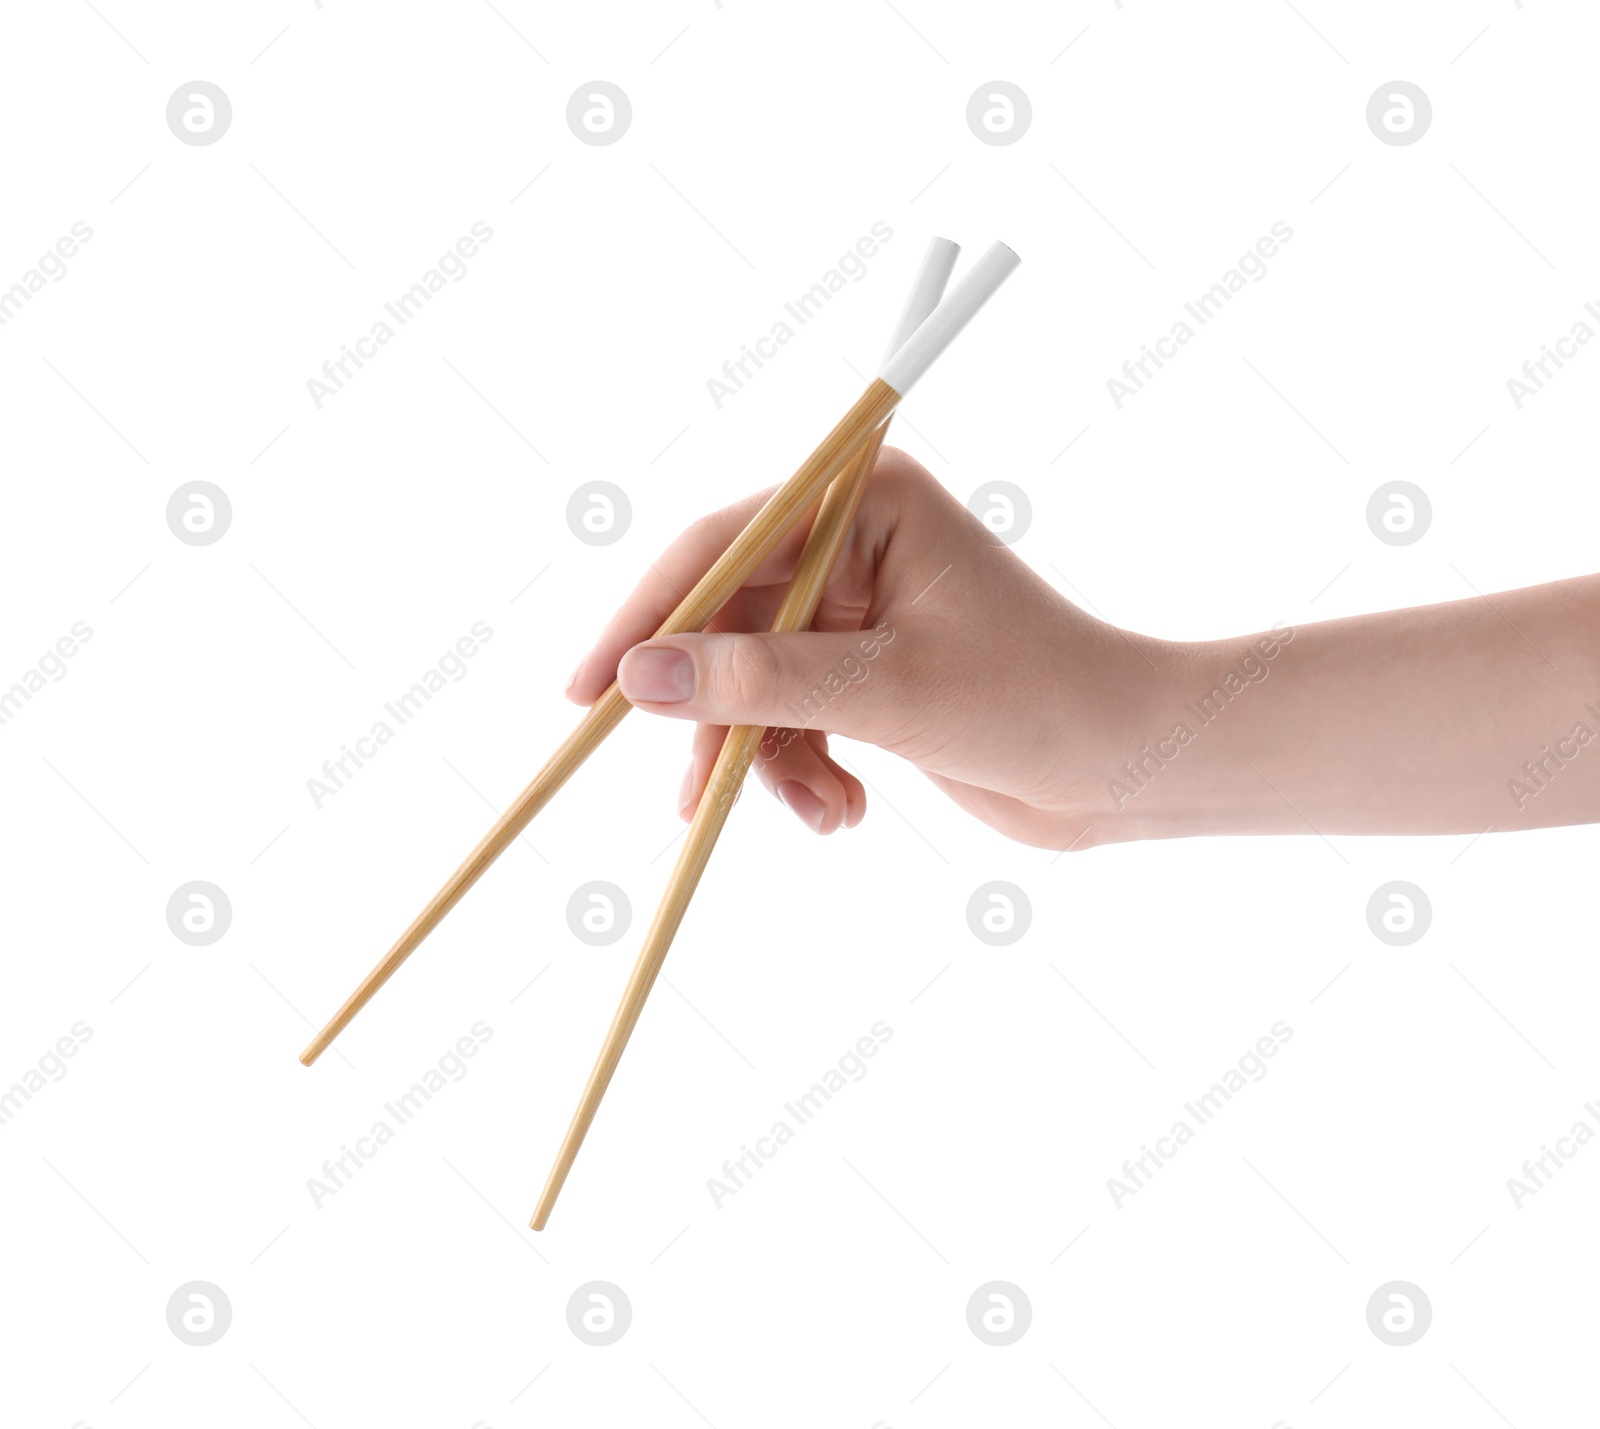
(529, 424, 893, 1229)
(299, 378, 897, 1065)
(300, 241, 1018, 1070)
(528, 239, 963, 1228)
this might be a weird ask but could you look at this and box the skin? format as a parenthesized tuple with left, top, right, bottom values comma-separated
(567, 446, 1600, 851)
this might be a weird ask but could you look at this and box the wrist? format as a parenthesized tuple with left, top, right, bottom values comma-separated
(1069, 622, 1298, 847)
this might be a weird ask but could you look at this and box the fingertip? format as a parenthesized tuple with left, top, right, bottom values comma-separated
(566, 658, 610, 706)
(844, 788, 867, 829)
(815, 745, 866, 830)
(777, 779, 826, 834)
(618, 641, 697, 708)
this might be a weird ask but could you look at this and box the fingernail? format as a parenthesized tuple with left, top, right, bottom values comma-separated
(778, 779, 825, 833)
(565, 658, 585, 691)
(678, 760, 696, 814)
(619, 645, 695, 703)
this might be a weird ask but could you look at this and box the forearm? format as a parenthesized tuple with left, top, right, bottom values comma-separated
(1097, 575, 1600, 843)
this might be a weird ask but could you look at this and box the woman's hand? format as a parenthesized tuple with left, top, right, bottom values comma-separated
(570, 445, 1600, 849)
(566, 446, 1168, 849)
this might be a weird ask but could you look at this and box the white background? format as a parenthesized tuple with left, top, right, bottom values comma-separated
(3, 1, 1598, 1425)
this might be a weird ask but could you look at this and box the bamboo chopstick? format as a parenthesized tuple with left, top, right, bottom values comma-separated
(299, 382, 894, 1065)
(529, 429, 893, 1229)
(529, 240, 967, 1228)
(299, 240, 1018, 1069)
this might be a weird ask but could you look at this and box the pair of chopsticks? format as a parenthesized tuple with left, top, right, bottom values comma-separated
(299, 236, 1021, 1229)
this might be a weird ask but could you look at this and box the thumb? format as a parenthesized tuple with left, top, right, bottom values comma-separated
(616, 625, 912, 742)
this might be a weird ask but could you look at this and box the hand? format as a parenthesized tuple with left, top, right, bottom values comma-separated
(569, 447, 1600, 848)
(566, 446, 1166, 849)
